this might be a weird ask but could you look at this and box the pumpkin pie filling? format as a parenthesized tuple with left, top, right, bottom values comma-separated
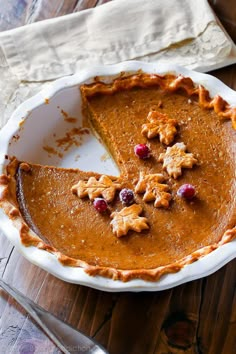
(1, 73, 236, 281)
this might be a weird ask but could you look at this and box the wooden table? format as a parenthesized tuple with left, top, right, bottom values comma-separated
(0, 1, 235, 353)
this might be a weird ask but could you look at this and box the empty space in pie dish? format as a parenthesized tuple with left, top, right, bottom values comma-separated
(5, 85, 119, 176)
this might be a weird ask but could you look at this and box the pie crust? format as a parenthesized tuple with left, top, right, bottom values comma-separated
(1, 71, 236, 283)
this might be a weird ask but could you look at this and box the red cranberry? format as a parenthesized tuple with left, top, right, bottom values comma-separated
(177, 184, 196, 200)
(134, 144, 151, 159)
(93, 198, 108, 212)
(119, 188, 135, 205)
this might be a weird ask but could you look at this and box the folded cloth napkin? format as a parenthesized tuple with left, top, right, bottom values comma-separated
(0, 0, 235, 129)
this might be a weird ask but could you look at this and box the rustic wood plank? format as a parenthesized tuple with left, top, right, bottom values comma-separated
(25, 0, 113, 24)
(0, 1, 235, 354)
(161, 282, 202, 349)
(197, 260, 236, 354)
(210, 62, 236, 90)
(25, 0, 78, 23)
(7, 313, 59, 354)
(209, 0, 236, 43)
(0, 0, 111, 30)
(221, 288, 236, 354)
(0, 248, 49, 351)
(96, 0, 112, 5)
(0, 245, 115, 352)
(1, 254, 233, 354)
(74, 0, 99, 12)
(107, 291, 174, 354)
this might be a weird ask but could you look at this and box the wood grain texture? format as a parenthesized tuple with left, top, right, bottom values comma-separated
(25, 0, 79, 23)
(0, 1, 235, 353)
(74, 0, 98, 12)
(208, 0, 236, 43)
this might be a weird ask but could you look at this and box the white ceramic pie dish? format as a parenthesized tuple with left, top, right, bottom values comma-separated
(0, 61, 236, 292)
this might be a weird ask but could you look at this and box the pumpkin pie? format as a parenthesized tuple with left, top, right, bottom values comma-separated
(1, 72, 236, 282)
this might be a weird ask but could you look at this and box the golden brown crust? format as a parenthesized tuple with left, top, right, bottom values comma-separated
(81, 73, 236, 129)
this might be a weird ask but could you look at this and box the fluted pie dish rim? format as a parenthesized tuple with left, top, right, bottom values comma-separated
(0, 61, 236, 291)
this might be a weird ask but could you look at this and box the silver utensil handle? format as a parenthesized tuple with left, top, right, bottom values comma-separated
(0, 278, 108, 354)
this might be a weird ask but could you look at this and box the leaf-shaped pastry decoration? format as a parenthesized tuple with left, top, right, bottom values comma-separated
(72, 175, 121, 202)
(135, 172, 171, 208)
(110, 204, 149, 237)
(141, 111, 178, 145)
(159, 142, 198, 179)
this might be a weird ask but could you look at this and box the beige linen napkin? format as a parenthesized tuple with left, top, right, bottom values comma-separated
(0, 0, 235, 128)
